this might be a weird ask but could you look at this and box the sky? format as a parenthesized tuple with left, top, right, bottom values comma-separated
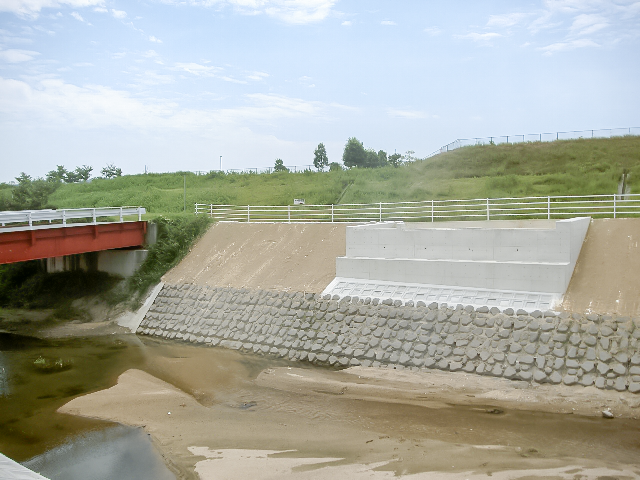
(0, 0, 639, 182)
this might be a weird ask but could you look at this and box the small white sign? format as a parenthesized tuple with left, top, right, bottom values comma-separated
(294, 199, 305, 205)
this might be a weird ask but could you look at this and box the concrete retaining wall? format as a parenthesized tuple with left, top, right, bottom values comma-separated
(336, 218, 590, 294)
(138, 283, 640, 393)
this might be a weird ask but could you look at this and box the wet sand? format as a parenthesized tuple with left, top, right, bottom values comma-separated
(59, 340, 640, 479)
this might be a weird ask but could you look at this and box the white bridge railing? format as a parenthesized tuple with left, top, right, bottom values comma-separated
(196, 194, 640, 223)
(0, 207, 146, 231)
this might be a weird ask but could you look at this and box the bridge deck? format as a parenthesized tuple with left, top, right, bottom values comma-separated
(0, 207, 147, 264)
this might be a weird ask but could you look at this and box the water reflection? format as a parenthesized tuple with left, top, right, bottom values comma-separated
(0, 351, 8, 397)
(0, 333, 146, 462)
(23, 425, 175, 480)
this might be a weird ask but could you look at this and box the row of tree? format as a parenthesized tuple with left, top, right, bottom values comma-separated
(44, 164, 123, 183)
(342, 137, 404, 169)
(1, 164, 123, 211)
(274, 139, 413, 173)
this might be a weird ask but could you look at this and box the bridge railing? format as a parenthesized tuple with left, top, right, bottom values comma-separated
(0, 207, 146, 230)
(195, 194, 640, 223)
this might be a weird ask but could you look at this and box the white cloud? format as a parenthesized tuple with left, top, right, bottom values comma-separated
(163, 0, 336, 25)
(539, 37, 599, 54)
(93, 6, 106, 12)
(174, 62, 257, 83)
(133, 71, 175, 86)
(247, 71, 268, 81)
(70, 11, 84, 21)
(0, 48, 39, 62)
(175, 62, 221, 76)
(388, 109, 427, 120)
(341, 20, 351, 26)
(487, 12, 529, 28)
(149, 35, 162, 43)
(569, 13, 608, 35)
(455, 32, 502, 42)
(423, 26, 442, 36)
(111, 8, 126, 19)
(0, 76, 335, 132)
(73, 62, 93, 66)
(0, 0, 105, 17)
(0, 28, 34, 44)
(381, 20, 396, 26)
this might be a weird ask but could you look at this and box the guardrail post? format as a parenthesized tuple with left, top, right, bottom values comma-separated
(331, 204, 334, 223)
(138, 207, 142, 221)
(93, 208, 97, 224)
(379, 202, 382, 222)
(62, 210, 66, 226)
(28, 212, 32, 228)
(210, 204, 213, 218)
(119, 207, 123, 222)
(247, 205, 250, 223)
(613, 194, 616, 218)
(431, 200, 434, 222)
(547, 197, 551, 219)
(486, 198, 490, 220)
(288, 205, 291, 223)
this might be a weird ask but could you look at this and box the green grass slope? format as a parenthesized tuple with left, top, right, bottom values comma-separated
(45, 136, 639, 213)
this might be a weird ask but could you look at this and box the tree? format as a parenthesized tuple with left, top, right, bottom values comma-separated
(273, 158, 289, 172)
(10, 173, 58, 210)
(389, 153, 402, 168)
(46, 165, 68, 183)
(402, 150, 416, 163)
(101, 164, 122, 179)
(313, 143, 329, 171)
(329, 162, 342, 172)
(73, 165, 93, 182)
(363, 149, 388, 168)
(342, 137, 366, 168)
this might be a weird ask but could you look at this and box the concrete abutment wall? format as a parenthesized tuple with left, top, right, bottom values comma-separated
(138, 283, 640, 394)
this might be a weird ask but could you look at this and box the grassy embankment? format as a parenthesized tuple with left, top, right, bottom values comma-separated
(38, 136, 640, 214)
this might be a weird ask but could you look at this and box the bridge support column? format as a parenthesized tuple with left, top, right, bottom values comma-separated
(45, 249, 148, 278)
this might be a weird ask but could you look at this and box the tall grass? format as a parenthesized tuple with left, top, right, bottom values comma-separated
(38, 136, 640, 213)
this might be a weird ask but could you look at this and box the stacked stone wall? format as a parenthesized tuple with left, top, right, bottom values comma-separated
(137, 283, 640, 393)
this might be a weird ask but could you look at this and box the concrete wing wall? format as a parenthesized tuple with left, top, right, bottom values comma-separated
(337, 218, 590, 296)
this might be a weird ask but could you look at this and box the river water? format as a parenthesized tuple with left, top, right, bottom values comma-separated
(1, 332, 640, 479)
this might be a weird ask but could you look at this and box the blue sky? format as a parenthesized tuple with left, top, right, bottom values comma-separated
(0, 0, 639, 182)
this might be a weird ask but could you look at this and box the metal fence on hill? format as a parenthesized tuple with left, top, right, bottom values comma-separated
(195, 194, 640, 223)
(426, 127, 640, 158)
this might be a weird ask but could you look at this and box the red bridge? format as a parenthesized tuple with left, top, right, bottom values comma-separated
(0, 207, 147, 265)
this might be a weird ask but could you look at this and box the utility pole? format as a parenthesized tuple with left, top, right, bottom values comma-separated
(220, 155, 222, 172)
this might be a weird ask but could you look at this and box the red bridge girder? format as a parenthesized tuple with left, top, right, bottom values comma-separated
(0, 222, 147, 264)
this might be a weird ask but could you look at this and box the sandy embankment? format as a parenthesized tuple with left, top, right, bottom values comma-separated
(163, 222, 346, 293)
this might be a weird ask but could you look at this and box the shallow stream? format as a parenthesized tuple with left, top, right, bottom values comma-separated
(1, 332, 640, 479)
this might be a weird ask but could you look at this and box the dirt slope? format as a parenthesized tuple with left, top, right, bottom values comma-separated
(163, 222, 346, 293)
(561, 218, 640, 316)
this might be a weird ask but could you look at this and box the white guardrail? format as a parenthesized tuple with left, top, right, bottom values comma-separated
(196, 194, 640, 223)
(0, 207, 146, 232)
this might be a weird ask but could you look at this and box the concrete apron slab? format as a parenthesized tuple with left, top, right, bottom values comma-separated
(323, 277, 560, 312)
